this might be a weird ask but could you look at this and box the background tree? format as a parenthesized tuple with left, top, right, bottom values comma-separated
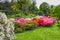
(0, 2, 13, 15)
(28, 1, 38, 14)
(17, 0, 30, 11)
(39, 2, 50, 16)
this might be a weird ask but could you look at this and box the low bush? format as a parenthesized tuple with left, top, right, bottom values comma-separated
(14, 22, 23, 33)
(21, 20, 37, 31)
(14, 16, 56, 33)
(14, 20, 37, 33)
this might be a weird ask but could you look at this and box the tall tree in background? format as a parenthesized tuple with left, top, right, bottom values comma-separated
(0, 0, 38, 15)
(28, 1, 38, 14)
(17, 0, 30, 11)
(39, 2, 50, 16)
(0, 2, 12, 10)
(0, 2, 13, 15)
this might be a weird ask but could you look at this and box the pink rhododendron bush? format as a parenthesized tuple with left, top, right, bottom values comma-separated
(14, 16, 56, 26)
(14, 18, 37, 33)
(14, 16, 56, 33)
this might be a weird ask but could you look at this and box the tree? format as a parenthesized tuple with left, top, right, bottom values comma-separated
(28, 1, 38, 14)
(0, 2, 12, 10)
(53, 5, 60, 19)
(53, 5, 60, 28)
(17, 0, 30, 11)
(0, 2, 13, 15)
(39, 2, 50, 16)
(50, 5, 55, 17)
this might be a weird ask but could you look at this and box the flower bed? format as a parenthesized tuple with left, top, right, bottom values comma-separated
(14, 16, 56, 33)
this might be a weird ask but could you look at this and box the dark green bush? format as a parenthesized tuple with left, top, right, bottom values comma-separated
(14, 23, 23, 33)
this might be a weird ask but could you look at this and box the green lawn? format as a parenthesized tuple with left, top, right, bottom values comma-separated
(14, 23, 60, 40)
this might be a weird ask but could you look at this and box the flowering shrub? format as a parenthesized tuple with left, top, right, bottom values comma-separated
(32, 17, 38, 24)
(14, 18, 26, 33)
(37, 16, 56, 26)
(14, 18, 26, 27)
(14, 16, 56, 33)
(14, 18, 37, 33)
(14, 16, 56, 27)
(21, 20, 37, 31)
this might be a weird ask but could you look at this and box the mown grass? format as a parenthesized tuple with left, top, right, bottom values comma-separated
(14, 23, 60, 40)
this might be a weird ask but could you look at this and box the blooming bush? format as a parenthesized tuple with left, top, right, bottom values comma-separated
(37, 16, 56, 26)
(14, 18, 26, 33)
(14, 16, 56, 33)
(21, 20, 37, 31)
(14, 18, 37, 33)
(32, 17, 38, 24)
(14, 18, 26, 27)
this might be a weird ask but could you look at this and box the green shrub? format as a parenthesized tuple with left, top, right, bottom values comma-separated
(14, 23, 23, 33)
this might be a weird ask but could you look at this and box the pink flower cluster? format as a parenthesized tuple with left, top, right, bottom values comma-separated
(14, 16, 56, 27)
(14, 18, 26, 27)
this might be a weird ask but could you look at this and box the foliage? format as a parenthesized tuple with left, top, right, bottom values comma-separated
(0, 2, 14, 16)
(28, 1, 38, 14)
(39, 2, 50, 16)
(37, 11, 44, 16)
(17, 0, 30, 11)
(50, 5, 55, 17)
(7, 13, 36, 18)
(53, 5, 60, 19)
(0, 0, 39, 17)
